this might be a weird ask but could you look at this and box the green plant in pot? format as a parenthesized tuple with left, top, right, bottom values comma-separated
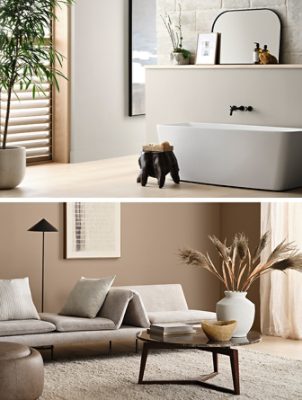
(161, 4, 191, 65)
(180, 232, 302, 337)
(0, 0, 73, 189)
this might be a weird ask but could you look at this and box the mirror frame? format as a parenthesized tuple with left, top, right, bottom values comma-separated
(128, 0, 138, 116)
(211, 8, 282, 65)
(128, 0, 158, 117)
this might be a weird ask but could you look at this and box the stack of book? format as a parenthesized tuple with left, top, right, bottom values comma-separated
(149, 323, 196, 336)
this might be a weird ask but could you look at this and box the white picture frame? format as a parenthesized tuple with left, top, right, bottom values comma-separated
(195, 33, 220, 65)
(65, 202, 121, 259)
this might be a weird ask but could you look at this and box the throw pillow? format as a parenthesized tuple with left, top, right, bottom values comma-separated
(98, 288, 134, 329)
(123, 290, 150, 328)
(60, 276, 115, 318)
(0, 277, 40, 321)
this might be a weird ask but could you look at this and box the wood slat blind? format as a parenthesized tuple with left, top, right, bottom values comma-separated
(0, 17, 53, 164)
(0, 82, 52, 164)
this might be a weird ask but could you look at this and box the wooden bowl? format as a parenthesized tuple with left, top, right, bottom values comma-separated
(201, 320, 237, 342)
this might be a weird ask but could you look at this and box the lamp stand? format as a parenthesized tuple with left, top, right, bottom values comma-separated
(28, 218, 58, 314)
(41, 231, 45, 313)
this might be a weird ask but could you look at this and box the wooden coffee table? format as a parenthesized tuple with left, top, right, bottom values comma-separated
(137, 329, 261, 395)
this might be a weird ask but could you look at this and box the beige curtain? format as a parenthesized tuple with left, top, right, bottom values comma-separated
(261, 203, 302, 339)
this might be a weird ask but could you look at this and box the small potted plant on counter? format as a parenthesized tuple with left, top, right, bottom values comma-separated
(180, 232, 302, 337)
(0, 0, 73, 189)
(161, 4, 191, 65)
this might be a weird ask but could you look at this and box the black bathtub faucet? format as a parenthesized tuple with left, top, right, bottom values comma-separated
(230, 105, 253, 116)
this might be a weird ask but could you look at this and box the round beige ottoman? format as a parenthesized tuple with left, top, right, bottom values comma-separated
(0, 342, 44, 400)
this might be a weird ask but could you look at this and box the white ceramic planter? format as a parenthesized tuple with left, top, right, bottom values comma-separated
(170, 52, 190, 65)
(0, 147, 26, 189)
(216, 291, 255, 338)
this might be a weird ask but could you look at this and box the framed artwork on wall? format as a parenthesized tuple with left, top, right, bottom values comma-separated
(64, 203, 121, 259)
(195, 33, 220, 65)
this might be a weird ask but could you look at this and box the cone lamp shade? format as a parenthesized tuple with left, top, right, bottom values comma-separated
(28, 218, 58, 233)
(28, 218, 58, 312)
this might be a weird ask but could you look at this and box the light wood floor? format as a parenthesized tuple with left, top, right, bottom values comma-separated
(2, 155, 302, 199)
(243, 335, 302, 360)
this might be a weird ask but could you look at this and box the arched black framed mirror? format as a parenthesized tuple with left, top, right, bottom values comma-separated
(212, 8, 282, 64)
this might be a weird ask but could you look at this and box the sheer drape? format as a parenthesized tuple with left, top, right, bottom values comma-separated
(261, 203, 302, 339)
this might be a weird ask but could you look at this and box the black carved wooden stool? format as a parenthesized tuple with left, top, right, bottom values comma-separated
(137, 146, 180, 189)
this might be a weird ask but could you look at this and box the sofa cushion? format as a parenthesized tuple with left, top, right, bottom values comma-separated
(98, 288, 133, 329)
(148, 310, 216, 325)
(125, 284, 188, 312)
(123, 290, 150, 328)
(60, 276, 115, 318)
(0, 278, 40, 321)
(41, 313, 115, 332)
(0, 319, 56, 337)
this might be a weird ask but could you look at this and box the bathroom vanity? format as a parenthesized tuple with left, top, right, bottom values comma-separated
(145, 65, 302, 190)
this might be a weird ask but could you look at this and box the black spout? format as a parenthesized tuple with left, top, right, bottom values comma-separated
(230, 105, 253, 116)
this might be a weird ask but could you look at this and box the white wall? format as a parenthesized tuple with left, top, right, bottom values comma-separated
(146, 66, 302, 141)
(157, 0, 302, 64)
(71, 0, 145, 162)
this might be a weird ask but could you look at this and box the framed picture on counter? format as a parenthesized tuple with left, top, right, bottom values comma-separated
(196, 33, 220, 65)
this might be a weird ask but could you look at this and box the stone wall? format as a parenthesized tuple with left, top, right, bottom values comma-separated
(157, 0, 302, 64)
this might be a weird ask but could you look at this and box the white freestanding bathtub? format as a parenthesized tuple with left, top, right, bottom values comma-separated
(157, 122, 302, 191)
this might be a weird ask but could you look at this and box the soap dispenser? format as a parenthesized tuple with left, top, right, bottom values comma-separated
(259, 44, 278, 64)
(253, 42, 260, 64)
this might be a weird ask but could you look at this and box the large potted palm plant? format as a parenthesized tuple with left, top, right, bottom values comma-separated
(0, 0, 73, 189)
(180, 232, 302, 337)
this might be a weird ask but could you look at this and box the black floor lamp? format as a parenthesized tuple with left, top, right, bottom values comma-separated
(28, 218, 58, 313)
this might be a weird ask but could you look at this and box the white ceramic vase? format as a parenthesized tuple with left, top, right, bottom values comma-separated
(170, 52, 189, 65)
(0, 147, 26, 189)
(216, 291, 255, 338)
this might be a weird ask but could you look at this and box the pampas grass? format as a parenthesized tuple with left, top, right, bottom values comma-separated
(179, 232, 302, 292)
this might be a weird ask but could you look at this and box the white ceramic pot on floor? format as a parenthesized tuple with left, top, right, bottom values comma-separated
(216, 291, 255, 337)
(0, 147, 26, 189)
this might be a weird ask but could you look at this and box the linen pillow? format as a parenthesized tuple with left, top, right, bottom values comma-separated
(0, 277, 40, 321)
(60, 276, 115, 318)
(123, 290, 150, 328)
(98, 288, 134, 329)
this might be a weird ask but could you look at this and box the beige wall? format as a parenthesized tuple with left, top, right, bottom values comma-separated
(221, 203, 261, 330)
(146, 66, 302, 142)
(0, 202, 224, 314)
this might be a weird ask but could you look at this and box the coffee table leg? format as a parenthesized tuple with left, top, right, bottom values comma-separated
(230, 349, 240, 395)
(138, 343, 149, 384)
(212, 351, 218, 373)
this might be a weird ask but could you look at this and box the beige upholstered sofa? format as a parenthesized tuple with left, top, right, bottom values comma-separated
(0, 284, 216, 349)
